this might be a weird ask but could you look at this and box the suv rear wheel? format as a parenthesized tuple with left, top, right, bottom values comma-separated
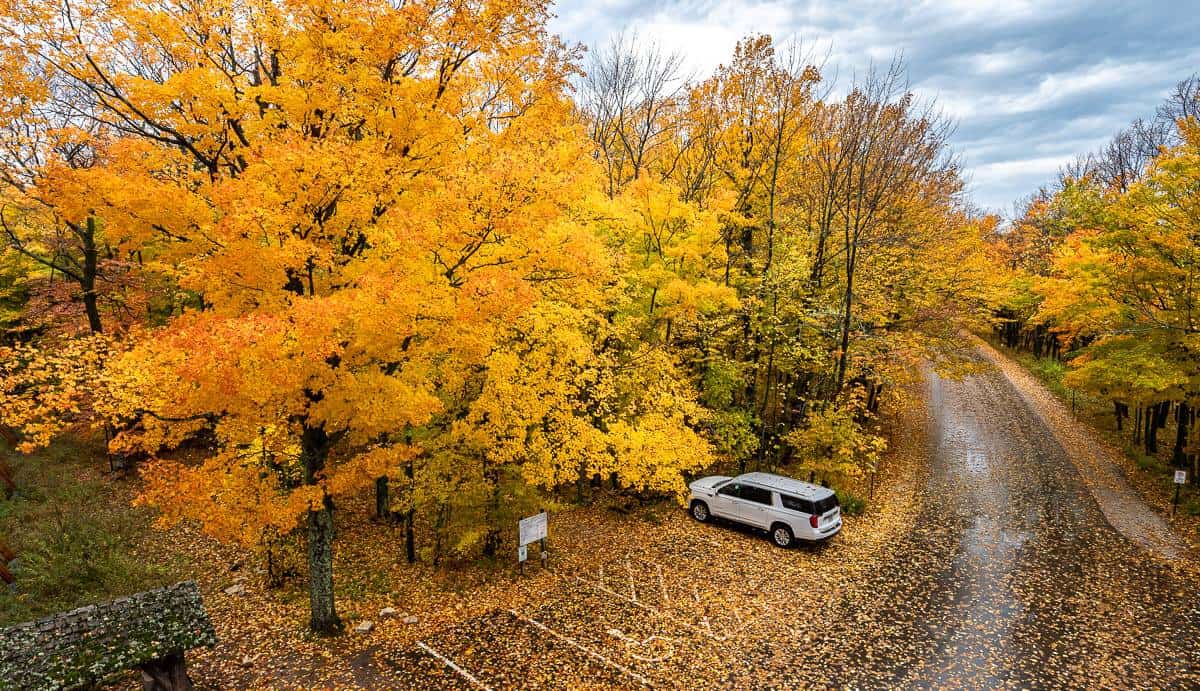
(690, 500, 710, 522)
(770, 523, 794, 548)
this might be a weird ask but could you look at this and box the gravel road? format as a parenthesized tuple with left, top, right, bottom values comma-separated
(799, 351, 1200, 688)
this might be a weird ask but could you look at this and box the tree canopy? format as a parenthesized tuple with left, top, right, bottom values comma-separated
(0, 1, 998, 632)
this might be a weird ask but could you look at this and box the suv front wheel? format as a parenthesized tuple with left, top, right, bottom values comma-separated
(770, 523, 794, 548)
(690, 500, 710, 522)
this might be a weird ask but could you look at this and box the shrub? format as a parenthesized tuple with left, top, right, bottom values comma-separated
(837, 490, 866, 516)
(0, 439, 182, 626)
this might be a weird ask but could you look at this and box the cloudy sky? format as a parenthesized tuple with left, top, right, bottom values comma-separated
(548, 0, 1200, 215)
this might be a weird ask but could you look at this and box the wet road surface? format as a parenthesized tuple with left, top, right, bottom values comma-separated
(391, 354, 1200, 689)
(798, 361, 1200, 688)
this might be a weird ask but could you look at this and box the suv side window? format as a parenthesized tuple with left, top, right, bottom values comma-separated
(780, 494, 814, 514)
(717, 482, 741, 497)
(740, 485, 772, 505)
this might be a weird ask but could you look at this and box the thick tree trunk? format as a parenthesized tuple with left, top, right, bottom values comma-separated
(306, 494, 340, 634)
(139, 651, 192, 691)
(301, 424, 341, 635)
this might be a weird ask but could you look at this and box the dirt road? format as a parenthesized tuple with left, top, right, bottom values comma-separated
(798, 351, 1200, 687)
(390, 349, 1200, 688)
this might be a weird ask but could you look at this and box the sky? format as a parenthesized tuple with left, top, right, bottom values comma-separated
(548, 0, 1200, 215)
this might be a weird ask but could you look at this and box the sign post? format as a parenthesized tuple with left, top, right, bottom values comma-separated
(518, 511, 548, 574)
(538, 507, 548, 569)
(1173, 470, 1187, 516)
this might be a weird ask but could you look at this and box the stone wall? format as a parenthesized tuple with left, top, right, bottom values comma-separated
(0, 580, 216, 689)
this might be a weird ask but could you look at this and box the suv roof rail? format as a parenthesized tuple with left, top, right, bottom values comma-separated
(739, 471, 830, 497)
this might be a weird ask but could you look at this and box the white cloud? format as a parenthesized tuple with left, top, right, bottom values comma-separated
(549, 0, 1200, 212)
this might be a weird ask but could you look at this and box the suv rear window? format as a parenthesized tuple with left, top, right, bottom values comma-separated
(812, 495, 839, 514)
(780, 493, 839, 514)
(779, 495, 814, 514)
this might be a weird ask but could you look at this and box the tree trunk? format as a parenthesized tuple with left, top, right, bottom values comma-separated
(1173, 402, 1190, 467)
(139, 651, 192, 691)
(301, 424, 341, 635)
(306, 494, 340, 634)
(482, 466, 500, 559)
(835, 254, 855, 393)
(374, 476, 390, 521)
(404, 509, 416, 564)
(81, 216, 103, 334)
(1146, 403, 1161, 455)
(403, 449, 416, 563)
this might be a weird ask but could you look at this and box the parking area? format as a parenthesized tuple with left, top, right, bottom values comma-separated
(384, 511, 906, 689)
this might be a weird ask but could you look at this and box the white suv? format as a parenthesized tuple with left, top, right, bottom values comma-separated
(688, 472, 842, 547)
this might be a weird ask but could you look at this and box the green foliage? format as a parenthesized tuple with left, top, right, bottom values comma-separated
(836, 490, 866, 516)
(1029, 357, 1067, 387)
(707, 409, 759, 467)
(0, 248, 31, 331)
(0, 438, 183, 627)
(784, 393, 886, 484)
(701, 359, 744, 410)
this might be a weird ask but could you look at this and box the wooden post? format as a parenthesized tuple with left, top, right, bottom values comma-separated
(139, 651, 193, 691)
(539, 506, 548, 569)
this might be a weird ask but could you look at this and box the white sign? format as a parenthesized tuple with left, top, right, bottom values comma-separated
(518, 544, 528, 563)
(519, 512, 547, 546)
(1175, 470, 1188, 485)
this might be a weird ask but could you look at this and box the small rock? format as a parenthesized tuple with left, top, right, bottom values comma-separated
(402, 615, 419, 625)
(354, 620, 375, 633)
(223, 583, 246, 596)
(240, 656, 254, 668)
(379, 607, 398, 618)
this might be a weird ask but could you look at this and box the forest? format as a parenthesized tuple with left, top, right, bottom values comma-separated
(995, 75, 1200, 489)
(0, 0, 1195, 646)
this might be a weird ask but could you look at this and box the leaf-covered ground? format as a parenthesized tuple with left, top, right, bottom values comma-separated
(7, 347, 1200, 688)
(368, 352, 1200, 689)
(164, 407, 926, 689)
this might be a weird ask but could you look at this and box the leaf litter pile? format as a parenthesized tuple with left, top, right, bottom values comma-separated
(112, 363, 1200, 689)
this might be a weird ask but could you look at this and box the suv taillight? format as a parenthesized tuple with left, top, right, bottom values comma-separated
(809, 514, 819, 529)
